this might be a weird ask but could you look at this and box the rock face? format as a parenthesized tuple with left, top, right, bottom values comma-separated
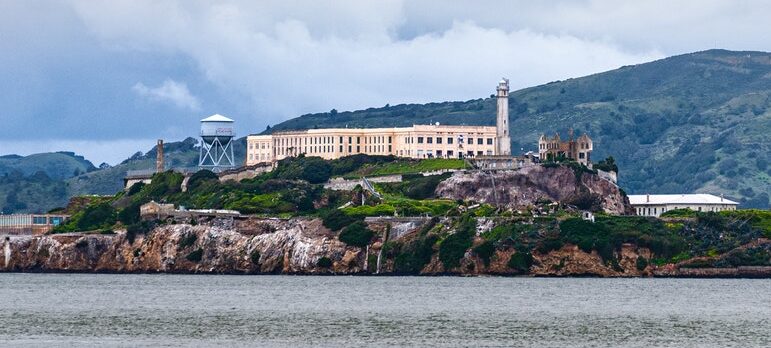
(436, 166, 634, 215)
(2, 218, 364, 274)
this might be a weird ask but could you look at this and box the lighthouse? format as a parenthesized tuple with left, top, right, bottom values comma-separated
(496, 78, 511, 156)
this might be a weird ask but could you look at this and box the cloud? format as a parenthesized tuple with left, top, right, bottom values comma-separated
(70, 1, 665, 131)
(132, 79, 201, 111)
(3, 0, 771, 150)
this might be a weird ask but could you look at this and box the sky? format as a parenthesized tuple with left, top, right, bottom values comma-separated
(1, 0, 771, 165)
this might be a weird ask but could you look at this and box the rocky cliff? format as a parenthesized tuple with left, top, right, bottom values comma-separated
(2, 219, 364, 274)
(436, 165, 634, 215)
(5, 218, 767, 277)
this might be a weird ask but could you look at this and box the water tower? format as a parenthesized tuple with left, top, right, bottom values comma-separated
(199, 114, 236, 172)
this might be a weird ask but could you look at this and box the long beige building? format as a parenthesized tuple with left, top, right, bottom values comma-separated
(247, 79, 512, 165)
(247, 124, 497, 165)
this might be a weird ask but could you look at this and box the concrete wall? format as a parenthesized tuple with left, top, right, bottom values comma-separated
(324, 175, 403, 191)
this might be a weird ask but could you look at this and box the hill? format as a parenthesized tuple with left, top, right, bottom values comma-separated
(269, 49, 771, 208)
(0, 137, 246, 213)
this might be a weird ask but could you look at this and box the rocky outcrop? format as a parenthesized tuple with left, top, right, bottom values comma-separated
(2, 219, 364, 274)
(435, 165, 634, 215)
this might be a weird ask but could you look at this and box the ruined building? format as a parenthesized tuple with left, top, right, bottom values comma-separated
(538, 129, 593, 166)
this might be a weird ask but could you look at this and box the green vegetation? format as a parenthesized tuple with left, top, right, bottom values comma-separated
(507, 252, 533, 272)
(349, 158, 465, 177)
(317, 257, 333, 268)
(377, 173, 451, 200)
(250, 250, 261, 265)
(438, 215, 476, 270)
(338, 221, 375, 247)
(178, 233, 197, 249)
(473, 241, 495, 266)
(393, 235, 438, 274)
(186, 248, 203, 262)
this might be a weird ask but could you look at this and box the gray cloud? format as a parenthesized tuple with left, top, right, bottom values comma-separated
(2, 0, 771, 164)
(132, 79, 201, 111)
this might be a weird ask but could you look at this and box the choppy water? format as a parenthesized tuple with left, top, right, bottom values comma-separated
(0, 274, 769, 347)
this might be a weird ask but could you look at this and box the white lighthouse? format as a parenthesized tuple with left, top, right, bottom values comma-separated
(496, 78, 511, 156)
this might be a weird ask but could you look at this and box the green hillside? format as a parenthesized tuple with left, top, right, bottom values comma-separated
(0, 137, 246, 213)
(0, 152, 95, 180)
(269, 50, 771, 208)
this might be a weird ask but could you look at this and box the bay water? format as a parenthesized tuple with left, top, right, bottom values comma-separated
(0, 274, 768, 347)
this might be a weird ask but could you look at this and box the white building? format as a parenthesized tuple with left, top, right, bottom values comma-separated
(629, 194, 739, 217)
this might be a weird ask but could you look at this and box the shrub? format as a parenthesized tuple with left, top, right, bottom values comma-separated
(187, 170, 218, 191)
(178, 233, 197, 249)
(339, 221, 375, 247)
(126, 221, 153, 244)
(394, 235, 438, 274)
(508, 252, 533, 272)
(118, 202, 141, 225)
(127, 182, 146, 196)
(323, 209, 359, 231)
(250, 250, 261, 265)
(317, 256, 333, 268)
(439, 216, 475, 270)
(75, 202, 117, 231)
(636, 256, 649, 271)
(473, 241, 495, 266)
(186, 248, 203, 262)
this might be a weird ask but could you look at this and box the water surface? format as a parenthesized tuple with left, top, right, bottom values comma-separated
(0, 274, 768, 347)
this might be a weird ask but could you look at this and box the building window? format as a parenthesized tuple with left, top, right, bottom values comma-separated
(339, 145, 343, 152)
(357, 137, 361, 144)
(477, 151, 483, 156)
(477, 138, 483, 145)
(356, 146, 360, 152)
(436, 137, 443, 144)
(447, 150, 454, 157)
(388, 136, 392, 143)
(467, 138, 473, 144)
(436, 150, 443, 157)
(467, 150, 473, 156)
(427, 137, 433, 144)
(388, 145, 392, 152)
(348, 145, 352, 152)
(339, 136, 343, 143)
(487, 138, 493, 145)
(417, 137, 424, 144)
(448, 137, 453, 144)
(579, 152, 585, 159)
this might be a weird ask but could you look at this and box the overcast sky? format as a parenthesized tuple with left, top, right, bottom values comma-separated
(1, 0, 770, 165)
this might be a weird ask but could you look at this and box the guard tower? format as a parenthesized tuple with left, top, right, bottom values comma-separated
(496, 78, 511, 156)
(199, 114, 236, 172)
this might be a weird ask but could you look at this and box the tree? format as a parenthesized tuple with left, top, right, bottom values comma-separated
(595, 156, 618, 173)
(339, 221, 374, 247)
(330, 109, 338, 117)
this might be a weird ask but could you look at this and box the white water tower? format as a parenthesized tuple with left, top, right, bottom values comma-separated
(199, 114, 235, 172)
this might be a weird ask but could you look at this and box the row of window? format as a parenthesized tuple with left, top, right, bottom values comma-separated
(636, 205, 735, 216)
(408, 136, 494, 145)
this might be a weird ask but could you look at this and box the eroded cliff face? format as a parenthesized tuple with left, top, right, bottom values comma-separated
(435, 166, 634, 215)
(3, 218, 767, 277)
(2, 219, 364, 274)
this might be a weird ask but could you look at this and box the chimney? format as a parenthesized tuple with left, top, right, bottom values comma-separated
(156, 139, 164, 173)
(720, 193, 724, 202)
(646, 193, 650, 203)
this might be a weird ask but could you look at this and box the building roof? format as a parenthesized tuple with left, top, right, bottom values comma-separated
(628, 194, 739, 206)
(201, 114, 234, 122)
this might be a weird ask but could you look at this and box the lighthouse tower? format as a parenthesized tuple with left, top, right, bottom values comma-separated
(496, 78, 511, 156)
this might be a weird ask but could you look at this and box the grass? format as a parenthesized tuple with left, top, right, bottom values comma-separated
(341, 196, 457, 218)
(346, 158, 465, 178)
